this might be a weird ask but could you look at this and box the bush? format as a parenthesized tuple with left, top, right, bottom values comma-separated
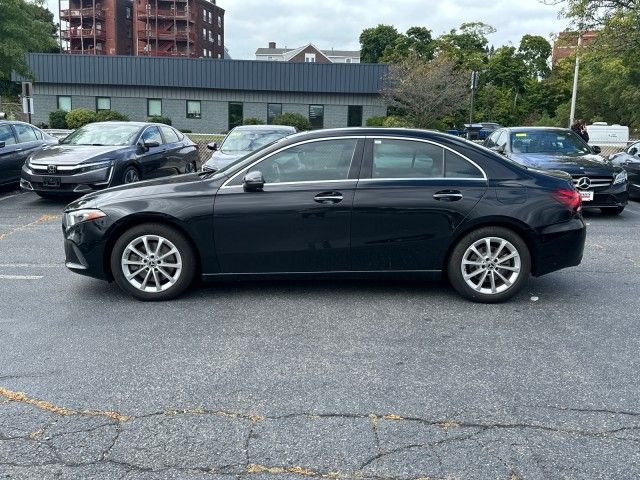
(272, 112, 311, 131)
(366, 116, 386, 127)
(65, 108, 97, 129)
(147, 115, 172, 125)
(382, 115, 414, 128)
(96, 110, 129, 122)
(179, 129, 192, 133)
(243, 117, 265, 125)
(49, 109, 68, 129)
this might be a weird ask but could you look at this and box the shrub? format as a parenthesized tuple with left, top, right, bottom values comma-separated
(382, 115, 414, 128)
(179, 129, 192, 133)
(243, 117, 265, 125)
(366, 116, 386, 127)
(147, 115, 172, 125)
(272, 112, 311, 131)
(65, 108, 97, 129)
(49, 109, 68, 129)
(96, 110, 129, 122)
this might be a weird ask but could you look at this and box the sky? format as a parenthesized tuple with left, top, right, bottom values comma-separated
(47, 0, 570, 59)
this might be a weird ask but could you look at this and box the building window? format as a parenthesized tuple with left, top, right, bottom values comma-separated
(203, 28, 207, 39)
(346, 58, 352, 63)
(96, 97, 111, 112)
(305, 53, 316, 63)
(186, 100, 201, 119)
(218, 16, 222, 28)
(57, 96, 72, 112)
(147, 98, 162, 117)
(267, 103, 282, 124)
(126, 7, 131, 19)
(218, 34, 221, 46)
(309, 105, 324, 129)
(347, 105, 363, 127)
(228, 102, 243, 130)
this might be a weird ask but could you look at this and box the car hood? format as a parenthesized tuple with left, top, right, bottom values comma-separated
(202, 150, 246, 170)
(509, 152, 616, 176)
(30, 145, 130, 166)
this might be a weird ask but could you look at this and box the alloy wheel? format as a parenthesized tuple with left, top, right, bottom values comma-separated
(121, 235, 183, 293)
(124, 168, 140, 184)
(460, 237, 521, 295)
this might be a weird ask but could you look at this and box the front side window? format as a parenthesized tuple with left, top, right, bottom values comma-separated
(267, 103, 282, 124)
(247, 139, 357, 184)
(309, 105, 324, 130)
(13, 124, 37, 143)
(0, 125, 16, 146)
(140, 126, 163, 145)
(186, 100, 201, 119)
(147, 98, 162, 117)
(57, 96, 72, 112)
(96, 97, 111, 111)
(228, 102, 243, 130)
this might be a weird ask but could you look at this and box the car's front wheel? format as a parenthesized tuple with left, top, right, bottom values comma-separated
(122, 166, 141, 185)
(448, 227, 531, 303)
(110, 223, 196, 301)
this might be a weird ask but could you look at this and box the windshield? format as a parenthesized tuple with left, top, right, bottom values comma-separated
(220, 130, 289, 153)
(510, 130, 591, 156)
(61, 124, 141, 146)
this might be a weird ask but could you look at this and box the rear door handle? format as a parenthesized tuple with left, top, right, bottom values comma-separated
(314, 192, 343, 204)
(433, 190, 463, 201)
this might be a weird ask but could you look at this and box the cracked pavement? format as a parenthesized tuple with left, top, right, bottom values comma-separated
(1, 189, 640, 479)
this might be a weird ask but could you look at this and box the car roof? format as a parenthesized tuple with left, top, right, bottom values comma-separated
(231, 125, 296, 132)
(506, 126, 572, 133)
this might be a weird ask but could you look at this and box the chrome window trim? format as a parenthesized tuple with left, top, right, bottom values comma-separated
(368, 136, 488, 181)
(358, 177, 487, 183)
(222, 179, 357, 190)
(220, 136, 366, 189)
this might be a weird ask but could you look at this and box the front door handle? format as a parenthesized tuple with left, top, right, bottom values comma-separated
(433, 190, 463, 201)
(314, 192, 343, 204)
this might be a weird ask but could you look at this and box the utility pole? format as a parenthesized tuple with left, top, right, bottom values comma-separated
(469, 70, 479, 124)
(569, 30, 583, 128)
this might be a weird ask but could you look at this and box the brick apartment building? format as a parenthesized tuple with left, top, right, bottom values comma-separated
(552, 30, 598, 66)
(59, 0, 224, 58)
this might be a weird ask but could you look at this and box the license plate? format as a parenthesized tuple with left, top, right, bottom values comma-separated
(43, 177, 61, 188)
(580, 191, 594, 202)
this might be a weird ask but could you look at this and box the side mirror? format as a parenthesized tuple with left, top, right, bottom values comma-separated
(629, 147, 638, 156)
(0, 141, 5, 149)
(491, 145, 505, 155)
(207, 142, 218, 151)
(243, 170, 265, 192)
(592, 146, 602, 154)
(143, 141, 160, 149)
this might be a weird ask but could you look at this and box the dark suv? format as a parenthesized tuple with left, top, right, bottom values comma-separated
(0, 121, 57, 187)
(485, 127, 629, 215)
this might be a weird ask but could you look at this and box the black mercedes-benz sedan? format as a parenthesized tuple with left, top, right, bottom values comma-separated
(484, 127, 629, 215)
(21, 122, 199, 198)
(62, 128, 586, 303)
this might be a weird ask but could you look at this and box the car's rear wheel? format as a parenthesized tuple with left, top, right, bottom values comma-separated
(110, 223, 196, 301)
(185, 161, 197, 173)
(448, 227, 531, 303)
(600, 206, 624, 216)
(122, 166, 140, 184)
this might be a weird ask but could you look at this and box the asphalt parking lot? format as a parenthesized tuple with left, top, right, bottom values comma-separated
(0, 188, 639, 479)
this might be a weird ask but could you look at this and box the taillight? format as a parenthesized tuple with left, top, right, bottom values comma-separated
(553, 188, 582, 211)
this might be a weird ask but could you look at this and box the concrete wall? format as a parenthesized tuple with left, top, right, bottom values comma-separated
(32, 84, 387, 133)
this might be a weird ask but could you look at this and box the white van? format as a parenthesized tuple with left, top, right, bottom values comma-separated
(586, 122, 629, 146)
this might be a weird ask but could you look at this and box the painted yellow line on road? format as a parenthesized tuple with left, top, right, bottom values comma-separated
(0, 214, 61, 241)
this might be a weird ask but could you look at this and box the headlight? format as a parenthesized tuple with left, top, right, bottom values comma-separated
(65, 209, 106, 228)
(78, 160, 113, 173)
(613, 170, 628, 185)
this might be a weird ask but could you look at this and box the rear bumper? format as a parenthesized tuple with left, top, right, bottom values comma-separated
(21, 164, 114, 195)
(531, 217, 586, 277)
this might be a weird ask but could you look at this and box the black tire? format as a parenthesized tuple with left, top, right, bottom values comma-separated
(110, 223, 196, 301)
(600, 207, 624, 216)
(122, 166, 141, 185)
(185, 161, 197, 173)
(447, 226, 531, 303)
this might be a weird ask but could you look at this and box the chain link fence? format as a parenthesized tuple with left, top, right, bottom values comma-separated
(185, 133, 225, 161)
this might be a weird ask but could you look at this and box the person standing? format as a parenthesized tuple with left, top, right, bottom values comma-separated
(571, 119, 590, 143)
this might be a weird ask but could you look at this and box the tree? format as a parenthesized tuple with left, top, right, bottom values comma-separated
(519, 35, 552, 78)
(359, 25, 401, 63)
(381, 57, 469, 129)
(0, 0, 58, 81)
(437, 22, 495, 70)
(380, 27, 436, 63)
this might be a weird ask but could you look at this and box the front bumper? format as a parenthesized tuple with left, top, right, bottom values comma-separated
(62, 214, 112, 281)
(21, 164, 114, 194)
(531, 217, 586, 277)
(579, 181, 628, 209)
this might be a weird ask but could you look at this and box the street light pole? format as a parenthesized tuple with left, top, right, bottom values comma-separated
(469, 70, 478, 124)
(569, 30, 583, 128)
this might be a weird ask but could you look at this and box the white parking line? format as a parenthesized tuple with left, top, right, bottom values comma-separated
(0, 193, 24, 203)
(0, 275, 43, 280)
(0, 264, 61, 268)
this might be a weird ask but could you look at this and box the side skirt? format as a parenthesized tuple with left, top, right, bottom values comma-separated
(201, 270, 443, 282)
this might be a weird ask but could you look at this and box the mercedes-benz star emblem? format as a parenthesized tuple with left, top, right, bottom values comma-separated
(576, 177, 591, 190)
(47, 165, 57, 174)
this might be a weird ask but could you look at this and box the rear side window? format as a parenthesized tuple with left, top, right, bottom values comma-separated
(160, 126, 180, 143)
(0, 125, 16, 146)
(372, 139, 444, 178)
(14, 124, 37, 143)
(445, 150, 483, 178)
